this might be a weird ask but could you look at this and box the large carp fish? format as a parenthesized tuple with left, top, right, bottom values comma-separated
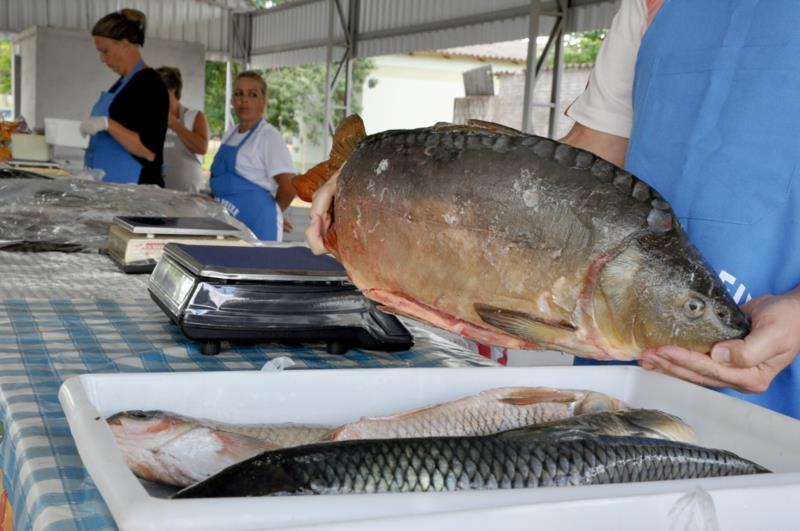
(294, 116, 749, 360)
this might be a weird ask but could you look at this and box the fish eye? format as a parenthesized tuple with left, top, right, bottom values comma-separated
(683, 297, 705, 319)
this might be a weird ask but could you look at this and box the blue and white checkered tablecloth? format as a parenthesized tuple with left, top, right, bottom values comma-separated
(0, 252, 495, 531)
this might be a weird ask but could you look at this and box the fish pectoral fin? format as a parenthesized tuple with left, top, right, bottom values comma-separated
(495, 388, 580, 406)
(474, 303, 576, 345)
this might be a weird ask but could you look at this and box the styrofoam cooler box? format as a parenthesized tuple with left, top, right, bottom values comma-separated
(44, 117, 89, 149)
(58, 367, 800, 531)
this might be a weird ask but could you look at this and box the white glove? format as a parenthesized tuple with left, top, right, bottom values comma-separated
(79, 116, 109, 137)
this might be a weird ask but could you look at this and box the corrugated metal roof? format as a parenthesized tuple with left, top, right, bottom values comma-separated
(0, 0, 254, 57)
(247, 0, 620, 70)
(0, 0, 619, 65)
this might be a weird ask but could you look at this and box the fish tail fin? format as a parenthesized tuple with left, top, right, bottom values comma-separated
(293, 160, 333, 203)
(292, 114, 366, 202)
(330, 114, 366, 168)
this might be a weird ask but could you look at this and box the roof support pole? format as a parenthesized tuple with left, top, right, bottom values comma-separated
(521, 0, 541, 134)
(225, 60, 233, 130)
(323, 0, 358, 154)
(323, 0, 336, 154)
(547, 0, 568, 138)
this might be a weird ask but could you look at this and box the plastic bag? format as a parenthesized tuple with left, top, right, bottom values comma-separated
(668, 487, 721, 531)
(0, 177, 254, 252)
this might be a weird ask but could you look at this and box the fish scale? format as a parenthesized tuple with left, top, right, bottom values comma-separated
(363, 127, 662, 220)
(174, 431, 767, 498)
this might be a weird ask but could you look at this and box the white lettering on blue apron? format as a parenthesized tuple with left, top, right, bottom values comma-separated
(210, 120, 280, 241)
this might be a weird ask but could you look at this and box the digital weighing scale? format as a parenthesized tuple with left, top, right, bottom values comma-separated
(107, 216, 250, 274)
(148, 243, 414, 355)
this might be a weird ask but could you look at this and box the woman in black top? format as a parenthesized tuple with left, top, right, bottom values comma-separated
(80, 9, 168, 186)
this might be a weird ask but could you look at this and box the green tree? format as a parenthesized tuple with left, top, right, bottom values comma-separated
(0, 41, 11, 94)
(562, 30, 607, 65)
(204, 61, 241, 136)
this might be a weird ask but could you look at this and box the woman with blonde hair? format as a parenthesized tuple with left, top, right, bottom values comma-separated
(210, 70, 296, 240)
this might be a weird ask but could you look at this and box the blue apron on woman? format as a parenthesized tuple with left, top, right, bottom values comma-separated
(84, 59, 144, 184)
(578, 0, 800, 418)
(210, 120, 280, 241)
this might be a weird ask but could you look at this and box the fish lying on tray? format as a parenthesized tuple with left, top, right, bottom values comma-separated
(293, 116, 750, 360)
(325, 386, 626, 441)
(107, 410, 334, 487)
(108, 387, 695, 488)
(173, 411, 764, 498)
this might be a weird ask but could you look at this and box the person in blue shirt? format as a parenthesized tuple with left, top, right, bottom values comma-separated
(305, 0, 800, 418)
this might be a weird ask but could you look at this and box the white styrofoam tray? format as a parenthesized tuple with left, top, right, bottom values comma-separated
(44, 117, 89, 149)
(58, 367, 800, 531)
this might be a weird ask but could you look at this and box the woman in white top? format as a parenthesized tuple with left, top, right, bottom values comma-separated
(157, 66, 209, 193)
(209, 70, 296, 241)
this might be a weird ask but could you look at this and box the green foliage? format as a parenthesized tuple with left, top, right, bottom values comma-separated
(204, 59, 377, 142)
(562, 30, 607, 65)
(204, 61, 241, 136)
(264, 60, 376, 143)
(0, 41, 11, 94)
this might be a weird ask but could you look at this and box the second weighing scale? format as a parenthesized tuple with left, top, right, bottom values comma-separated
(107, 216, 250, 274)
(148, 243, 414, 355)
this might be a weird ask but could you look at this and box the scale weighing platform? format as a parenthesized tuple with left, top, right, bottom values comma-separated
(148, 243, 414, 355)
(107, 216, 250, 274)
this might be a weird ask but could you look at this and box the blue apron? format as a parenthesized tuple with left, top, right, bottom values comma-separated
(84, 59, 144, 184)
(210, 120, 280, 241)
(579, 0, 800, 418)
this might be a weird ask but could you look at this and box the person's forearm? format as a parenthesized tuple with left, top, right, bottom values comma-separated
(171, 120, 208, 155)
(274, 173, 297, 211)
(106, 119, 155, 162)
(560, 122, 629, 167)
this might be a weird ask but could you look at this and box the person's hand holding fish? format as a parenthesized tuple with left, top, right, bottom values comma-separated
(305, 168, 339, 254)
(641, 288, 800, 393)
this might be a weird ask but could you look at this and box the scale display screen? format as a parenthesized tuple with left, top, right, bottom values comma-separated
(148, 255, 196, 317)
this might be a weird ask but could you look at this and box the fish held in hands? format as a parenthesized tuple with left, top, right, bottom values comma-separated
(293, 116, 750, 360)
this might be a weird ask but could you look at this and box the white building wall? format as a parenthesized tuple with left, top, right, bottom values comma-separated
(360, 54, 524, 135)
(15, 26, 206, 131)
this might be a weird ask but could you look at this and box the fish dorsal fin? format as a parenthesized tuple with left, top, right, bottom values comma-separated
(496, 388, 579, 406)
(330, 114, 367, 168)
(430, 120, 526, 137)
(292, 114, 366, 202)
(474, 303, 577, 347)
(465, 118, 526, 136)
